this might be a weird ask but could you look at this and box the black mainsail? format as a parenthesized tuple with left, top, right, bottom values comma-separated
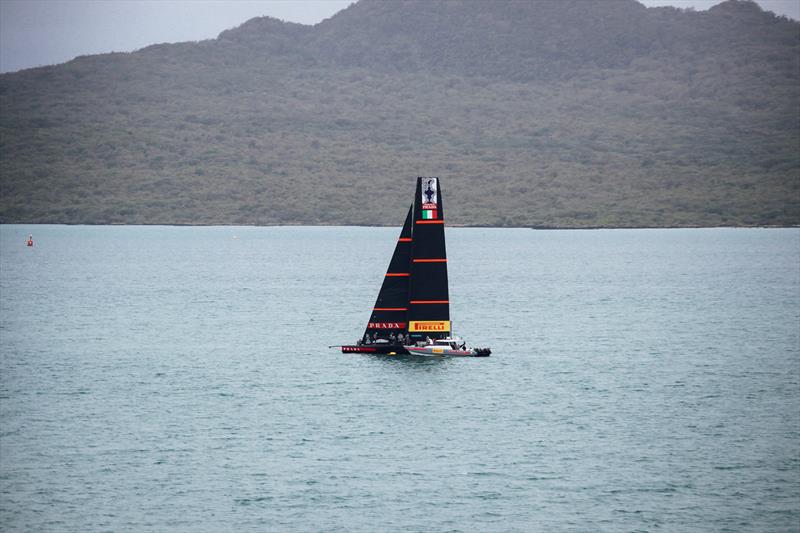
(407, 177, 451, 343)
(362, 205, 413, 344)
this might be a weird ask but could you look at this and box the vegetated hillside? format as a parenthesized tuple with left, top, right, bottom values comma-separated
(0, 0, 797, 227)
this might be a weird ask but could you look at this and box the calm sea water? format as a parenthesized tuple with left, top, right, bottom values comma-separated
(1, 225, 798, 532)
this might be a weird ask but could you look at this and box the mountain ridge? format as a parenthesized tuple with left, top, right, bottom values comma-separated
(0, 0, 797, 227)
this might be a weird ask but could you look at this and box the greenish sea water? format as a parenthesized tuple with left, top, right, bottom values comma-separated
(1, 225, 798, 531)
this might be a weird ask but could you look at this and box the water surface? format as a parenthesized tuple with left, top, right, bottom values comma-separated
(1, 225, 798, 531)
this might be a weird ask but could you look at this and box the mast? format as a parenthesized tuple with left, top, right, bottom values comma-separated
(408, 177, 450, 342)
(362, 205, 413, 342)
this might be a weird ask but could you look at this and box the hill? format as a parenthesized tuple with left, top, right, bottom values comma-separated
(0, 0, 798, 227)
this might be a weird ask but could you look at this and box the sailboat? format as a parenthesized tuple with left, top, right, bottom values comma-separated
(339, 177, 491, 357)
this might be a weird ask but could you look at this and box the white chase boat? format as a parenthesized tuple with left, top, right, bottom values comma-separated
(405, 337, 491, 357)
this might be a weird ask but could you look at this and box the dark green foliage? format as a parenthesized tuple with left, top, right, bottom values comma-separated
(0, 0, 797, 227)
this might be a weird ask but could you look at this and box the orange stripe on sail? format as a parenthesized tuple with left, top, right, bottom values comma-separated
(409, 300, 449, 304)
(416, 220, 444, 224)
(412, 258, 447, 263)
(398, 238, 412, 242)
(385, 273, 410, 277)
(373, 307, 408, 311)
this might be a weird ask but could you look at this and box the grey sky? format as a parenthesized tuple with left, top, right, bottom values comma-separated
(0, 0, 352, 73)
(1, 0, 797, 74)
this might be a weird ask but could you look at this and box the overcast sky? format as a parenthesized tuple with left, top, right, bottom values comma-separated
(1, 0, 797, 73)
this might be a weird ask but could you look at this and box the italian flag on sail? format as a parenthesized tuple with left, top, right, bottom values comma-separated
(422, 209, 437, 220)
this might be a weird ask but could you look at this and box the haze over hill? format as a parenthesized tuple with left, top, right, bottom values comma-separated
(0, 0, 797, 227)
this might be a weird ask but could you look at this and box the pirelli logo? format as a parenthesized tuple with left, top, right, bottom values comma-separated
(408, 320, 451, 332)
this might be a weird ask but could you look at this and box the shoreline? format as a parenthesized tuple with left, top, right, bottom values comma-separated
(1, 222, 798, 230)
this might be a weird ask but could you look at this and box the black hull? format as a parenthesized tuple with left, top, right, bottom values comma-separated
(341, 344, 410, 355)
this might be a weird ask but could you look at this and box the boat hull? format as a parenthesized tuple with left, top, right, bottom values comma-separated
(404, 346, 491, 357)
(341, 344, 410, 355)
